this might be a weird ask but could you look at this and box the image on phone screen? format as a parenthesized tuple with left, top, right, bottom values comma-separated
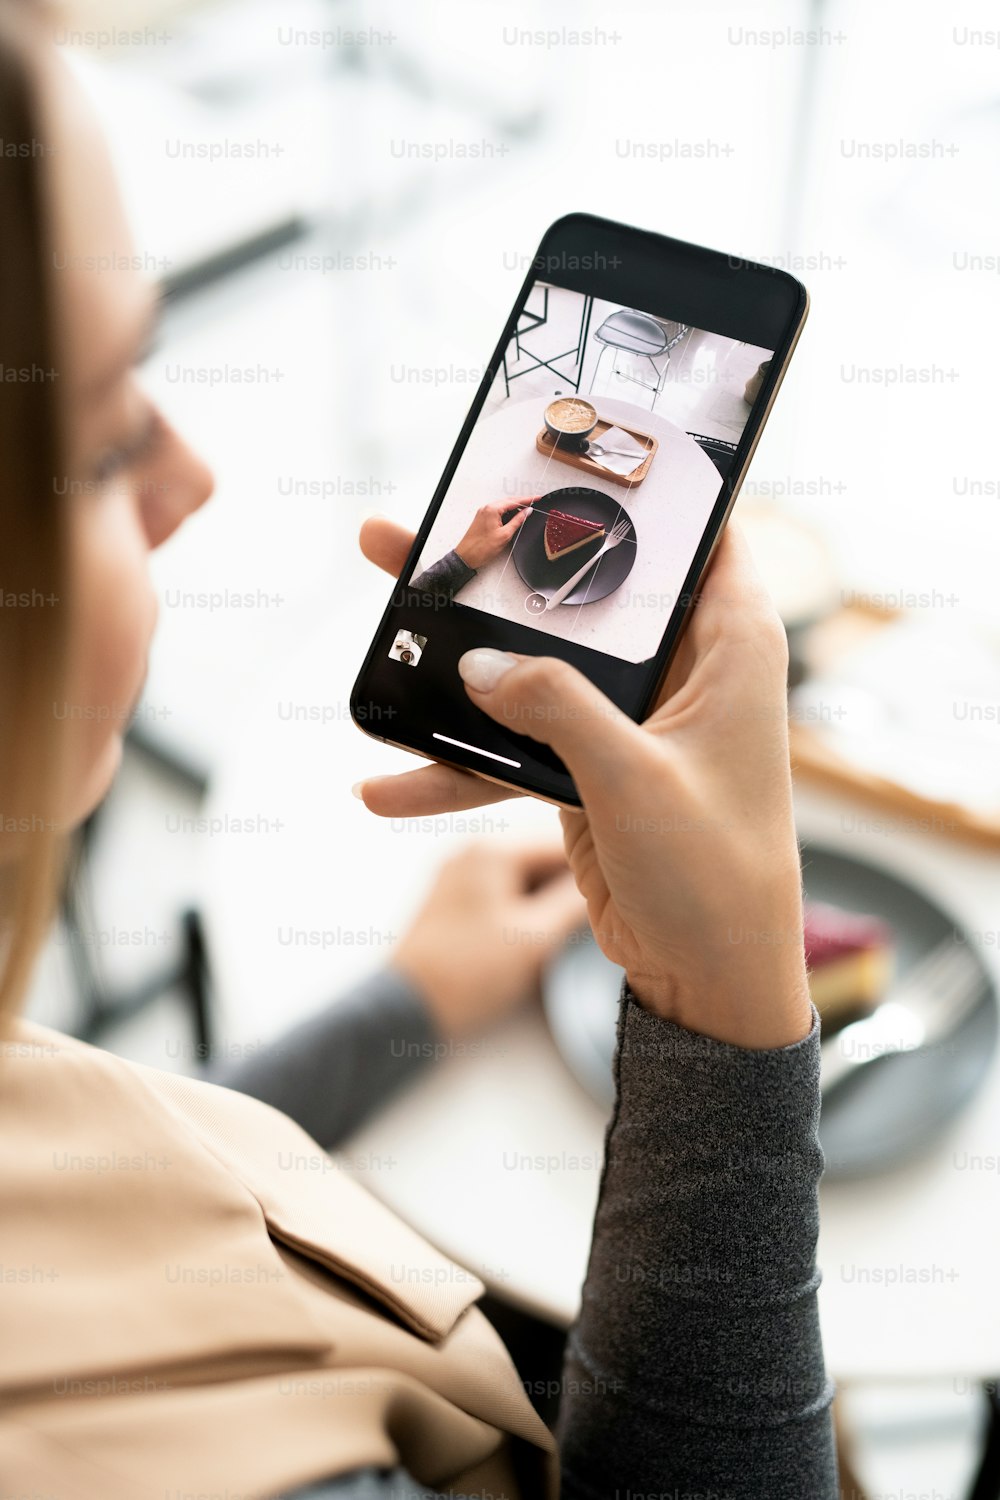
(405, 285, 772, 665)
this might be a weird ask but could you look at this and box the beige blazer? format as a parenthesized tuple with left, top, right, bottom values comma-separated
(0, 1020, 557, 1500)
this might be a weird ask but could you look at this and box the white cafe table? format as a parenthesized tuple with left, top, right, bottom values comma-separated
(201, 596, 1000, 1384)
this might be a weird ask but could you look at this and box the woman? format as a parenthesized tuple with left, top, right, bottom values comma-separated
(0, 6, 838, 1497)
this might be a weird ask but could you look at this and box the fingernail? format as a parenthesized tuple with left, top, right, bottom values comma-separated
(351, 781, 366, 800)
(458, 648, 518, 692)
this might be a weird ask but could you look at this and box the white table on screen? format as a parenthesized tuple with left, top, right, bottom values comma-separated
(201, 604, 1000, 1383)
(412, 395, 722, 662)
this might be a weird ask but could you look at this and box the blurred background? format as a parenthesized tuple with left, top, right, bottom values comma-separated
(28, 2, 1000, 1494)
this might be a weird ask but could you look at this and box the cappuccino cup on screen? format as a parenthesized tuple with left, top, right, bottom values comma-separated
(543, 397, 598, 451)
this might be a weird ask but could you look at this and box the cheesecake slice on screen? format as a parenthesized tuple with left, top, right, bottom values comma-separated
(544, 509, 606, 562)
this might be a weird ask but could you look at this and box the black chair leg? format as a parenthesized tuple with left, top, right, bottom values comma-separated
(180, 908, 213, 1057)
(62, 851, 214, 1059)
(968, 1381, 1000, 1500)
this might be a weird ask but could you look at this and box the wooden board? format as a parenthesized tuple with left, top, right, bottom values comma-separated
(790, 606, 1000, 849)
(790, 721, 1000, 847)
(535, 417, 658, 488)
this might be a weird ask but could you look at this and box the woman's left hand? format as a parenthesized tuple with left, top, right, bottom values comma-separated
(389, 841, 584, 1039)
(453, 496, 535, 570)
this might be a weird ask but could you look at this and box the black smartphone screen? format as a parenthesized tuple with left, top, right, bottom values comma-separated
(351, 213, 807, 807)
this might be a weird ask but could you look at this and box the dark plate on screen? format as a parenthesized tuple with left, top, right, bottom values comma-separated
(510, 487, 636, 606)
(542, 845, 998, 1179)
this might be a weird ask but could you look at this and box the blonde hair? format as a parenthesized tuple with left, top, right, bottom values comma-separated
(0, 2, 71, 1027)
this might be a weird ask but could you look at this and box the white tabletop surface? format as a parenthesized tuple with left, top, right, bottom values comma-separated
(202, 601, 1000, 1384)
(411, 395, 722, 662)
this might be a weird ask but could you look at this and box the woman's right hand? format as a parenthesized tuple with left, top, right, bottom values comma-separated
(358, 517, 811, 1050)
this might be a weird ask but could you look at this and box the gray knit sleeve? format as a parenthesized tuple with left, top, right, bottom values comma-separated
(556, 982, 837, 1498)
(207, 967, 440, 1148)
(410, 549, 477, 600)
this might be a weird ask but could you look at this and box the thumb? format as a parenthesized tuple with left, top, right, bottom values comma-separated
(457, 648, 649, 795)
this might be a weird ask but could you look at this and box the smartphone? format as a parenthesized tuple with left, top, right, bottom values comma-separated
(351, 213, 808, 809)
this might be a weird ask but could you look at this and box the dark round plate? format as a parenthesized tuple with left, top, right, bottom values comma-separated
(542, 845, 998, 1180)
(511, 487, 636, 605)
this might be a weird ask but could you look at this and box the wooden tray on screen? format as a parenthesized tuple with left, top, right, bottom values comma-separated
(790, 605, 1000, 849)
(535, 417, 657, 488)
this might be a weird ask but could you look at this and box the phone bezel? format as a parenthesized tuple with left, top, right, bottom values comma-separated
(351, 213, 809, 809)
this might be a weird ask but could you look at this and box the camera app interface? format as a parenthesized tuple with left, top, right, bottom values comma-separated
(407, 283, 774, 665)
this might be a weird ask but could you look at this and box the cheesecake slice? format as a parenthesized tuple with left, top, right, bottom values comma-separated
(543, 509, 606, 562)
(804, 901, 895, 1028)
